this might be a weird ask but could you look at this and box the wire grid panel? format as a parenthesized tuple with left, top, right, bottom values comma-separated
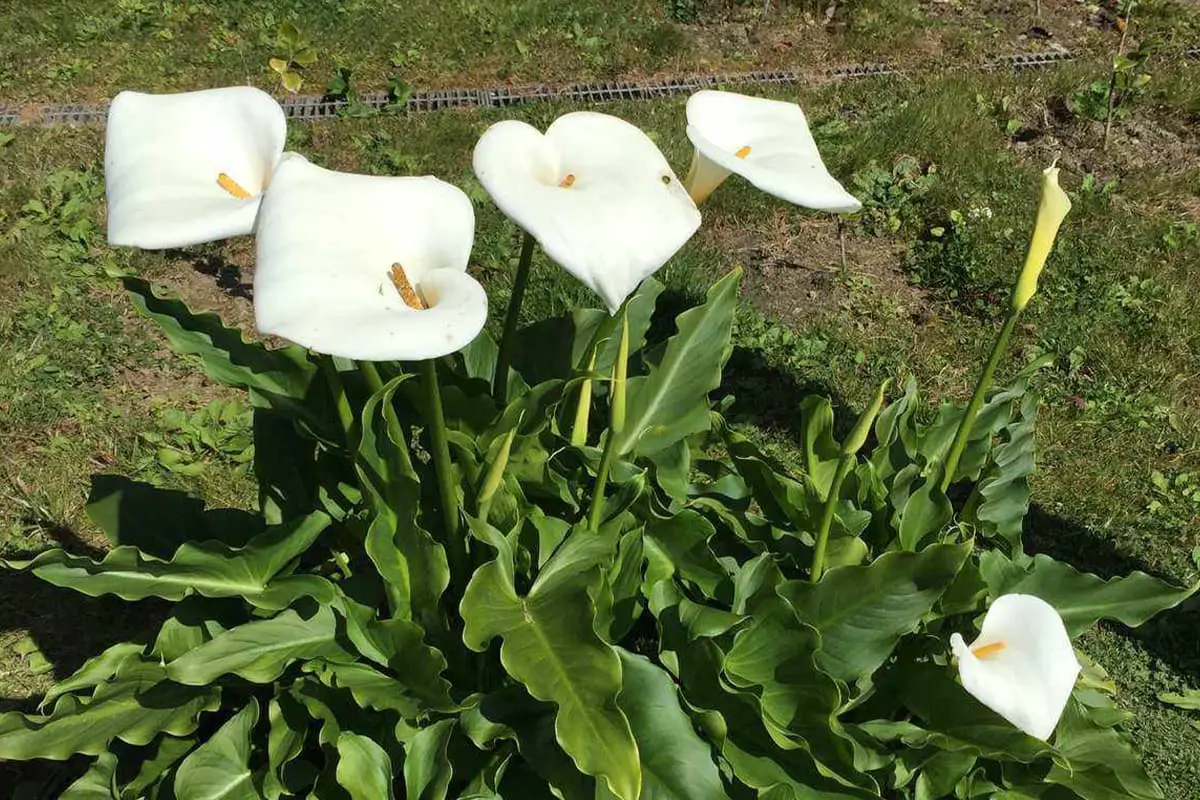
(0, 106, 19, 126)
(40, 104, 108, 126)
(407, 88, 491, 110)
(281, 96, 347, 120)
(824, 62, 900, 80)
(989, 50, 1075, 70)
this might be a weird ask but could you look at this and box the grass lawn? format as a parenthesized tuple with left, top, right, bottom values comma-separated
(2, 1, 1200, 795)
(1, 0, 1197, 103)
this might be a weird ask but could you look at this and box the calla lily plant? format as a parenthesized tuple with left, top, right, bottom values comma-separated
(55, 81, 1187, 800)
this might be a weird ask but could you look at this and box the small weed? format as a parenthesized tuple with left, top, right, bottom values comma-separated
(851, 156, 939, 235)
(269, 22, 318, 94)
(135, 399, 254, 481)
(1071, 48, 1152, 123)
(1147, 470, 1200, 532)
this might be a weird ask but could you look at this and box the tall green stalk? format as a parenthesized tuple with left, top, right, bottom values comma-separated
(421, 358, 466, 576)
(587, 315, 629, 531)
(810, 379, 889, 583)
(810, 456, 855, 583)
(940, 312, 1018, 492)
(319, 355, 354, 436)
(359, 360, 385, 395)
(493, 232, 536, 403)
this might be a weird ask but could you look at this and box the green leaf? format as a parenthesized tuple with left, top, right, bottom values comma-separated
(778, 542, 972, 682)
(338, 731, 396, 800)
(644, 509, 729, 599)
(885, 663, 1050, 762)
(722, 596, 867, 791)
(973, 400, 1036, 553)
(357, 376, 449, 625)
(122, 277, 319, 424)
(5, 512, 330, 602)
(616, 268, 740, 456)
(461, 556, 640, 800)
(465, 687, 593, 798)
(979, 551, 1197, 636)
(126, 735, 197, 796)
(167, 604, 349, 684)
(1048, 697, 1163, 799)
(1159, 689, 1200, 711)
(799, 396, 842, 497)
(616, 651, 725, 800)
(266, 695, 308, 800)
(404, 719, 455, 800)
(40, 642, 144, 710)
(0, 662, 219, 760)
(173, 700, 262, 800)
(895, 464, 952, 550)
(60, 751, 118, 798)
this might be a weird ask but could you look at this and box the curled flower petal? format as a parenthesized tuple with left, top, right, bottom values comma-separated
(685, 90, 860, 212)
(1012, 165, 1072, 312)
(104, 86, 286, 249)
(950, 593, 1081, 740)
(254, 156, 486, 361)
(474, 112, 701, 313)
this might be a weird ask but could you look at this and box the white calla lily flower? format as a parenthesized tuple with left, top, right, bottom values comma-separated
(473, 112, 701, 313)
(105, 87, 287, 249)
(950, 593, 1081, 741)
(684, 90, 861, 212)
(253, 156, 486, 362)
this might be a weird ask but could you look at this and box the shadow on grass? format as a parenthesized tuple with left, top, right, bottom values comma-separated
(0, 524, 168, 798)
(1023, 504, 1200, 684)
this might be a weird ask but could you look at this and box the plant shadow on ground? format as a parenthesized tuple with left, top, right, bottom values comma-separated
(1024, 504, 1200, 683)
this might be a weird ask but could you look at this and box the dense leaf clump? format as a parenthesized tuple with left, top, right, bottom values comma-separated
(0, 269, 1192, 799)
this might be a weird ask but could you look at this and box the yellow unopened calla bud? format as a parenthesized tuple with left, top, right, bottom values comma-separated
(841, 378, 891, 457)
(1012, 165, 1072, 312)
(478, 425, 519, 509)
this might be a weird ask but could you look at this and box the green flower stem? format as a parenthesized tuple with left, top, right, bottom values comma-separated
(587, 314, 629, 531)
(940, 311, 1019, 492)
(319, 355, 354, 436)
(421, 358, 466, 577)
(587, 434, 619, 531)
(359, 360, 385, 394)
(810, 455, 855, 583)
(493, 231, 536, 403)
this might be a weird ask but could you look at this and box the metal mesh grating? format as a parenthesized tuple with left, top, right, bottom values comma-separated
(407, 88, 490, 111)
(281, 96, 348, 120)
(988, 49, 1075, 70)
(824, 62, 900, 80)
(40, 103, 107, 125)
(484, 84, 558, 106)
(24, 45, 1197, 126)
(0, 106, 18, 126)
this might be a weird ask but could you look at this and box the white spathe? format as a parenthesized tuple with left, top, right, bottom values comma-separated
(685, 90, 861, 212)
(254, 156, 487, 361)
(950, 593, 1081, 741)
(473, 112, 701, 313)
(105, 86, 287, 249)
